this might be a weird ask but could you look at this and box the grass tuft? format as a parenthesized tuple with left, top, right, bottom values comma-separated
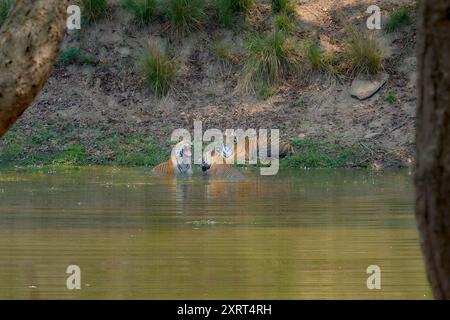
(345, 30, 383, 75)
(216, 0, 254, 27)
(240, 31, 300, 92)
(121, 0, 157, 25)
(304, 41, 340, 77)
(307, 41, 323, 70)
(140, 41, 177, 97)
(165, 0, 205, 35)
(385, 7, 411, 33)
(0, 0, 12, 28)
(60, 47, 94, 65)
(274, 12, 295, 34)
(271, 0, 296, 16)
(281, 139, 370, 168)
(79, 0, 108, 23)
(384, 92, 396, 104)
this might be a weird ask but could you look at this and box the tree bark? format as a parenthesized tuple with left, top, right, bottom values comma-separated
(0, 0, 68, 138)
(416, 0, 450, 300)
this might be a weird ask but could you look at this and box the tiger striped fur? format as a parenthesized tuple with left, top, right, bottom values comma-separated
(202, 148, 245, 180)
(231, 135, 294, 163)
(151, 141, 193, 176)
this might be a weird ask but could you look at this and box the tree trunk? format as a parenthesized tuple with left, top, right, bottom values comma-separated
(0, 0, 68, 138)
(416, 0, 450, 300)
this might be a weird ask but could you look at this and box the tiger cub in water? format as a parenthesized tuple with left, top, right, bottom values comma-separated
(152, 141, 193, 176)
(202, 145, 245, 179)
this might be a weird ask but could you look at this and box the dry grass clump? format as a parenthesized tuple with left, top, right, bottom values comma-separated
(344, 30, 383, 75)
(121, 0, 157, 25)
(140, 41, 178, 97)
(239, 31, 301, 92)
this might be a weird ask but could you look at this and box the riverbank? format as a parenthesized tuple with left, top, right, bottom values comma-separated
(0, 123, 372, 169)
(0, 0, 417, 169)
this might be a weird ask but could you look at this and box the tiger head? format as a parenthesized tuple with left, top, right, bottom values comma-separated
(171, 141, 193, 175)
(201, 142, 234, 172)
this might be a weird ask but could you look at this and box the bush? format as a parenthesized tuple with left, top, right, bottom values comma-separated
(121, 0, 157, 25)
(0, 0, 12, 28)
(271, 0, 296, 16)
(345, 30, 383, 75)
(79, 0, 108, 23)
(216, 0, 254, 27)
(240, 31, 300, 91)
(140, 41, 177, 97)
(385, 7, 411, 33)
(165, 0, 205, 35)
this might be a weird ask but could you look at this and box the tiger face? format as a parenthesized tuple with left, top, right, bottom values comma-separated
(201, 143, 233, 172)
(172, 142, 193, 175)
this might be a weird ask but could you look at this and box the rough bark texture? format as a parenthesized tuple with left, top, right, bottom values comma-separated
(416, 0, 450, 300)
(0, 0, 68, 138)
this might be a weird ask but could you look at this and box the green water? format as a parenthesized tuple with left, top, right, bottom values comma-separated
(0, 167, 431, 299)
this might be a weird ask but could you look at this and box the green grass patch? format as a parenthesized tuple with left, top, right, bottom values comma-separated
(240, 31, 300, 92)
(1, 127, 371, 169)
(121, 0, 157, 25)
(60, 47, 94, 65)
(385, 7, 411, 33)
(281, 139, 370, 169)
(52, 144, 88, 165)
(0, 126, 168, 167)
(139, 41, 177, 97)
(345, 29, 383, 75)
(258, 85, 276, 99)
(216, 0, 254, 28)
(384, 92, 396, 104)
(112, 134, 166, 166)
(0, 139, 24, 163)
(79, 0, 108, 23)
(0, 0, 12, 28)
(165, 0, 205, 35)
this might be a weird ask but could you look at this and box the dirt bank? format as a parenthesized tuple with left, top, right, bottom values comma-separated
(0, 0, 417, 168)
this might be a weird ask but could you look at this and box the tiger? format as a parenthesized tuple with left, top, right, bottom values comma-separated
(151, 141, 193, 176)
(201, 144, 245, 180)
(228, 133, 294, 164)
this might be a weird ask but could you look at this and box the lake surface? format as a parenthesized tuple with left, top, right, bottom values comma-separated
(0, 167, 430, 299)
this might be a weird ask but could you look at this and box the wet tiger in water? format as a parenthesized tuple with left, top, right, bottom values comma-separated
(151, 141, 193, 176)
(229, 133, 294, 164)
(201, 144, 245, 179)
